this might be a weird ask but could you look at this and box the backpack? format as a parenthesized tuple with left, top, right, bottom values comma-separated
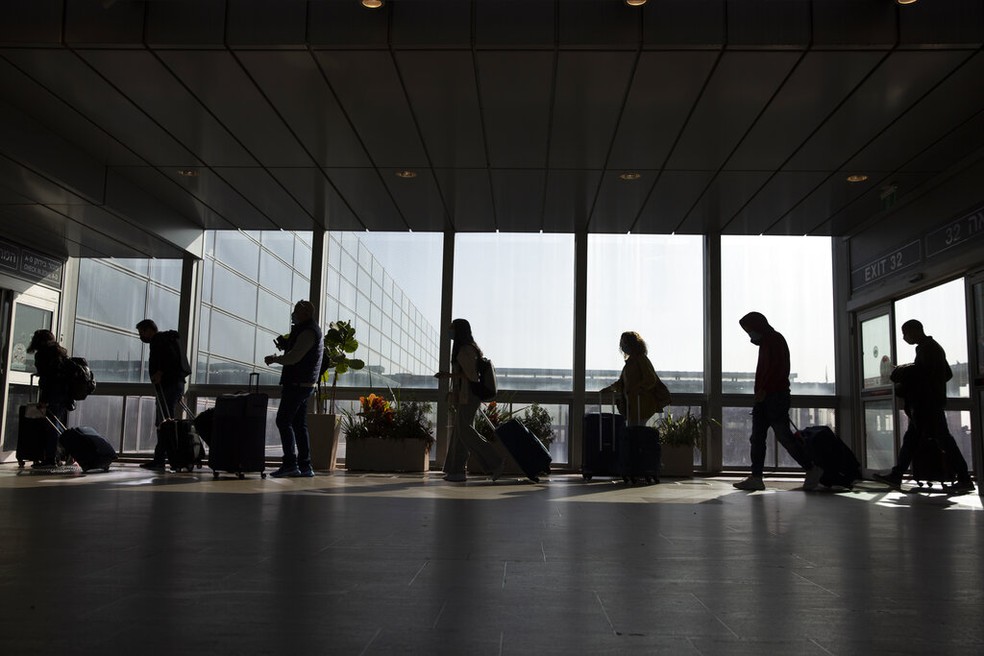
(470, 357, 497, 401)
(63, 356, 97, 401)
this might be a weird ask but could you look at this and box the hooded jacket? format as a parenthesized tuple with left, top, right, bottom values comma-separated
(739, 312, 790, 396)
(148, 330, 191, 385)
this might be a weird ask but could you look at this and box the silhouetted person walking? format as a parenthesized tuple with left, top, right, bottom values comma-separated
(136, 319, 191, 471)
(26, 329, 73, 468)
(733, 312, 821, 491)
(599, 331, 667, 427)
(874, 320, 974, 494)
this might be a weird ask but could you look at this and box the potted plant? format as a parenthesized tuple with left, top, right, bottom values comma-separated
(343, 392, 435, 472)
(469, 401, 554, 474)
(653, 408, 718, 477)
(309, 320, 365, 472)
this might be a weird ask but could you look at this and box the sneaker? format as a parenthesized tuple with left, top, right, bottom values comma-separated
(139, 461, 167, 472)
(873, 471, 903, 490)
(297, 468, 315, 478)
(270, 466, 301, 478)
(802, 465, 824, 491)
(948, 479, 976, 495)
(733, 476, 765, 491)
(443, 473, 467, 482)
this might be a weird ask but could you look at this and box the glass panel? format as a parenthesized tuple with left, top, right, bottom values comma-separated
(213, 231, 259, 280)
(327, 232, 443, 389)
(860, 314, 893, 390)
(721, 236, 835, 395)
(209, 312, 256, 363)
(260, 231, 295, 265)
(71, 396, 125, 452)
(864, 399, 895, 471)
(74, 324, 144, 382)
(894, 279, 969, 398)
(123, 396, 158, 454)
(974, 282, 984, 377)
(3, 384, 32, 451)
(211, 265, 258, 321)
(259, 249, 293, 300)
(586, 235, 704, 393)
(898, 409, 973, 474)
(454, 233, 574, 391)
(9, 304, 52, 373)
(722, 405, 837, 470)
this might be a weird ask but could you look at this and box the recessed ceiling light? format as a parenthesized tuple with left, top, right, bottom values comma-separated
(896, 0, 918, 5)
(846, 174, 868, 183)
(395, 170, 417, 179)
(177, 169, 198, 177)
(625, 0, 647, 6)
(619, 173, 641, 181)
(362, 0, 383, 8)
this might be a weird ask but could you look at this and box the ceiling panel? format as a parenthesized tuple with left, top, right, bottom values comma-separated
(590, 171, 656, 234)
(476, 52, 555, 168)
(324, 168, 407, 232)
(156, 50, 312, 167)
(489, 170, 546, 232)
(432, 168, 495, 232)
(728, 51, 885, 171)
(212, 168, 312, 231)
(785, 50, 972, 172)
(825, 172, 930, 235)
(634, 171, 716, 233)
(165, 167, 276, 230)
(52, 203, 184, 258)
(379, 168, 449, 232)
(667, 51, 801, 171)
(608, 51, 719, 170)
(777, 172, 888, 236)
(0, 157, 88, 207)
(391, 0, 472, 48)
(844, 51, 984, 174)
(543, 169, 604, 233)
(676, 171, 772, 234)
(475, 0, 555, 47)
(548, 51, 636, 169)
(725, 171, 830, 235)
(900, 109, 984, 175)
(114, 166, 228, 230)
(396, 51, 486, 169)
(1, 49, 199, 167)
(81, 49, 254, 168)
(558, 0, 639, 48)
(314, 51, 429, 169)
(266, 168, 360, 231)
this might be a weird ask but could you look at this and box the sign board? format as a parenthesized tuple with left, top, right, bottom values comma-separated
(851, 240, 921, 291)
(0, 238, 63, 289)
(925, 208, 984, 258)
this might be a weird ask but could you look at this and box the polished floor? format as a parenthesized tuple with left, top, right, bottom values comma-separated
(1, 465, 981, 656)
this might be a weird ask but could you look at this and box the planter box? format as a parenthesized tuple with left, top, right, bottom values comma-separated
(308, 413, 341, 472)
(660, 444, 696, 477)
(345, 436, 431, 473)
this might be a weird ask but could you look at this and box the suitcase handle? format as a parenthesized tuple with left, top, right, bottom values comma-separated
(153, 383, 179, 422)
(249, 372, 260, 395)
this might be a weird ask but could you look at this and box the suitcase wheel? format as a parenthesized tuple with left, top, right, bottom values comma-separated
(582, 474, 593, 481)
(238, 472, 245, 480)
(18, 459, 25, 469)
(261, 473, 267, 479)
(213, 472, 220, 479)
(102, 466, 111, 473)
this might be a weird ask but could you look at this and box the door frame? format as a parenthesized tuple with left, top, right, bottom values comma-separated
(965, 270, 984, 487)
(855, 303, 897, 470)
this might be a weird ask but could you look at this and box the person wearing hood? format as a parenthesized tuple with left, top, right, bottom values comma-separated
(264, 300, 324, 478)
(733, 312, 821, 491)
(136, 319, 192, 471)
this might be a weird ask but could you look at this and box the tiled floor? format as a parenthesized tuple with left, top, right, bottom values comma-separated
(1, 465, 981, 655)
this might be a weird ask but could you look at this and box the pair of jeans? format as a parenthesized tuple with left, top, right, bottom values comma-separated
(748, 390, 812, 477)
(276, 385, 314, 470)
(894, 406, 970, 480)
(444, 395, 503, 476)
(153, 381, 185, 464)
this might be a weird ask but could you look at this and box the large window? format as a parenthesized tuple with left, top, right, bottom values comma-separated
(325, 232, 442, 389)
(453, 233, 575, 391)
(894, 278, 968, 398)
(74, 258, 182, 383)
(586, 234, 704, 393)
(197, 231, 312, 385)
(721, 236, 835, 395)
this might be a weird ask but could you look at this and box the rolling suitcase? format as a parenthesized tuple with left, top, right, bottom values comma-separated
(910, 434, 956, 489)
(582, 409, 624, 481)
(617, 426, 661, 485)
(193, 407, 215, 447)
(58, 425, 117, 472)
(16, 375, 55, 468)
(494, 419, 552, 483)
(797, 425, 861, 488)
(209, 373, 268, 479)
(154, 386, 205, 472)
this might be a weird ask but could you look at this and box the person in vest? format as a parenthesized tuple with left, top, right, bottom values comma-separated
(26, 329, 74, 468)
(874, 320, 974, 494)
(264, 300, 324, 478)
(136, 319, 192, 471)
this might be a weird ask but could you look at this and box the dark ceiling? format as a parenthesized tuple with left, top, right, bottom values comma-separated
(1, 0, 984, 259)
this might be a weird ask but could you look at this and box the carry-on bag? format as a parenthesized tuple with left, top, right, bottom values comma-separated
(796, 424, 861, 488)
(617, 425, 661, 485)
(910, 434, 956, 489)
(209, 372, 268, 479)
(582, 393, 625, 480)
(16, 375, 51, 467)
(49, 416, 117, 473)
(193, 407, 214, 447)
(154, 385, 204, 472)
(493, 418, 552, 483)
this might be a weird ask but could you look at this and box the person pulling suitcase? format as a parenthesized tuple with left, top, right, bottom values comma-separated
(136, 319, 192, 472)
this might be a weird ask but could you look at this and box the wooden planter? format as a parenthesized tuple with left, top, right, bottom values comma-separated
(345, 436, 431, 473)
(308, 413, 342, 472)
(660, 444, 696, 477)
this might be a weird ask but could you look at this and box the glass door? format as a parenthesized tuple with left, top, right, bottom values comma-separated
(968, 273, 984, 485)
(2, 294, 56, 453)
(857, 306, 896, 470)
